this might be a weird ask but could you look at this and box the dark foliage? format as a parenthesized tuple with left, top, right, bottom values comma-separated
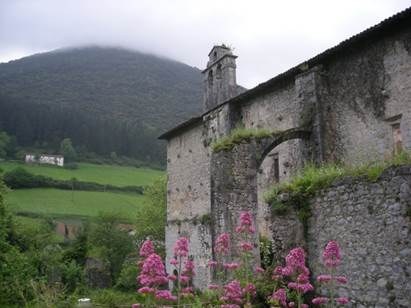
(3, 167, 144, 194)
(0, 47, 202, 165)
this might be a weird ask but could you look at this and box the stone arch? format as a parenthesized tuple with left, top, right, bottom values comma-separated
(255, 127, 312, 169)
(210, 126, 312, 272)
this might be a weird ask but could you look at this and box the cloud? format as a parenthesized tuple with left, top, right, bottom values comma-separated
(0, 0, 410, 87)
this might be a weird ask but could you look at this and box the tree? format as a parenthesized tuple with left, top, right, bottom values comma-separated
(0, 131, 11, 159)
(89, 213, 134, 283)
(135, 176, 167, 243)
(60, 138, 77, 162)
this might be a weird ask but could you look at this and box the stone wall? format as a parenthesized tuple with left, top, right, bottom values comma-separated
(165, 122, 212, 289)
(268, 166, 411, 307)
(305, 166, 411, 307)
(320, 28, 411, 163)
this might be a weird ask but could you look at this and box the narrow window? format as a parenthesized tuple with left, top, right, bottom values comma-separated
(208, 70, 213, 86)
(392, 123, 403, 154)
(273, 153, 280, 183)
(216, 64, 222, 79)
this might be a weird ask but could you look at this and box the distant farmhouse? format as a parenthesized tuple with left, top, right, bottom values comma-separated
(160, 7, 411, 306)
(25, 153, 64, 167)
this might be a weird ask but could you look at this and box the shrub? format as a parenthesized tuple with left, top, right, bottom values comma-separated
(115, 260, 139, 291)
(63, 162, 78, 170)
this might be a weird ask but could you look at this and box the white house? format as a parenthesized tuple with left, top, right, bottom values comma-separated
(25, 154, 64, 167)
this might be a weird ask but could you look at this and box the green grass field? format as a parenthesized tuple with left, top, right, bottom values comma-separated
(7, 188, 147, 220)
(0, 161, 164, 187)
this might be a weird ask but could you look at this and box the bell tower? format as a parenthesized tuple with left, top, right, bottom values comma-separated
(202, 45, 238, 111)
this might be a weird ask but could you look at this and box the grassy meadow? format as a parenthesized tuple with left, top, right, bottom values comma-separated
(6, 188, 148, 220)
(0, 161, 164, 187)
(0, 161, 164, 224)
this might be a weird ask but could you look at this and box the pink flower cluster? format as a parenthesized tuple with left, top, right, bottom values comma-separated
(312, 241, 349, 306)
(170, 237, 195, 298)
(220, 280, 257, 307)
(322, 240, 341, 268)
(215, 233, 230, 255)
(269, 247, 313, 307)
(139, 239, 154, 258)
(174, 237, 189, 257)
(235, 211, 255, 234)
(137, 252, 168, 290)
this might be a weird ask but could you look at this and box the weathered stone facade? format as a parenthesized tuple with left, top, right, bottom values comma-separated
(160, 7, 411, 301)
(307, 166, 411, 307)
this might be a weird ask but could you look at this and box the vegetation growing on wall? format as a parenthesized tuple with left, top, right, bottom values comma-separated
(264, 151, 411, 225)
(211, 127, 276, 152)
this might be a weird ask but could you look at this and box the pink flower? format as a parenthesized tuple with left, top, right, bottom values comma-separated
(155, 290, 177, 301)
(207, 260, 218, 267)
(288, 302, 295, 307)
(137, 286, 154, 294)
(281, 266, 294, 276)
(182, 287, 194, 294)
(285, 247, 306, 269)
(223, 262, 240, 270)
(170, 258, 178, 266)
(139, 240, 154, 258)
(336, 297, 349, 304)
(167, 274, 177, 281)
(221, 305, 241, 308)
(235, 211, 255, 234)
(138, 253, 168, 287)
(317, 274, 332, 283)
(255, 266, 265, 274)
(301, 305, 308, 308)
(183, 259, 195, 276)
(215, 233, 230, 255)
(208, 284, 220, 290)
(174, 237, 189, 257)
(239, 241, 253, 251)
(335, 276, 348, 284)
(271, 288, 287, 307)
(221, 280, 243, 305)
(297, 273, 309, 283)
(312, 297, 329, 305)
(323, 240, 341, 268)
(179, 275, 190, 283)
(287, 282, 313, 294)
(243, 283, 256, 297)
(131, 304, 141, 308)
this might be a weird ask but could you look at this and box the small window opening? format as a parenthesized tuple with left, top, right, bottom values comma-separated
(392, 123, 403, 154)
(208, 70, 213, 86)
(273, 153, 280, 183)
(213, 51, 217, 60)
(216, 64, 222, 79)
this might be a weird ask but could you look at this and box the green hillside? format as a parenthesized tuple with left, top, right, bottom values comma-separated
(0, 47, 202, 164)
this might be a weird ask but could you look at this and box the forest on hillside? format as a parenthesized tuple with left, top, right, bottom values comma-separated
(0, 47, 203, 164)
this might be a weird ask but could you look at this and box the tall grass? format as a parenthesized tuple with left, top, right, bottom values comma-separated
(264, 151, 411, 206)
(212, 127, 276, 152)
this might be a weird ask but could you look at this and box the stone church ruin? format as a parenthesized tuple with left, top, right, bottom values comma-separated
(160, 8, 411, 307)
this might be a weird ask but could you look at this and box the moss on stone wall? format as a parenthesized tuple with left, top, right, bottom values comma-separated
(265, 151, 411, 225)
(211, 127, 277, 152)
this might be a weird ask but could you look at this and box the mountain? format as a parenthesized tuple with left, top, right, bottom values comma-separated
(0, 47, 203, 164)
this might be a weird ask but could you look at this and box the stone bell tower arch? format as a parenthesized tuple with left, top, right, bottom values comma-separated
(202, 45, 238, 111)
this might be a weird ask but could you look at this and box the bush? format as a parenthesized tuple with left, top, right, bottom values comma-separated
(115, 260, 138, 291)
(63, 162, 78, 170)
(3, 167, 144, 194)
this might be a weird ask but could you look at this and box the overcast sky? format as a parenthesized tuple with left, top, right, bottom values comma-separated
(1, 0, 410, 88)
